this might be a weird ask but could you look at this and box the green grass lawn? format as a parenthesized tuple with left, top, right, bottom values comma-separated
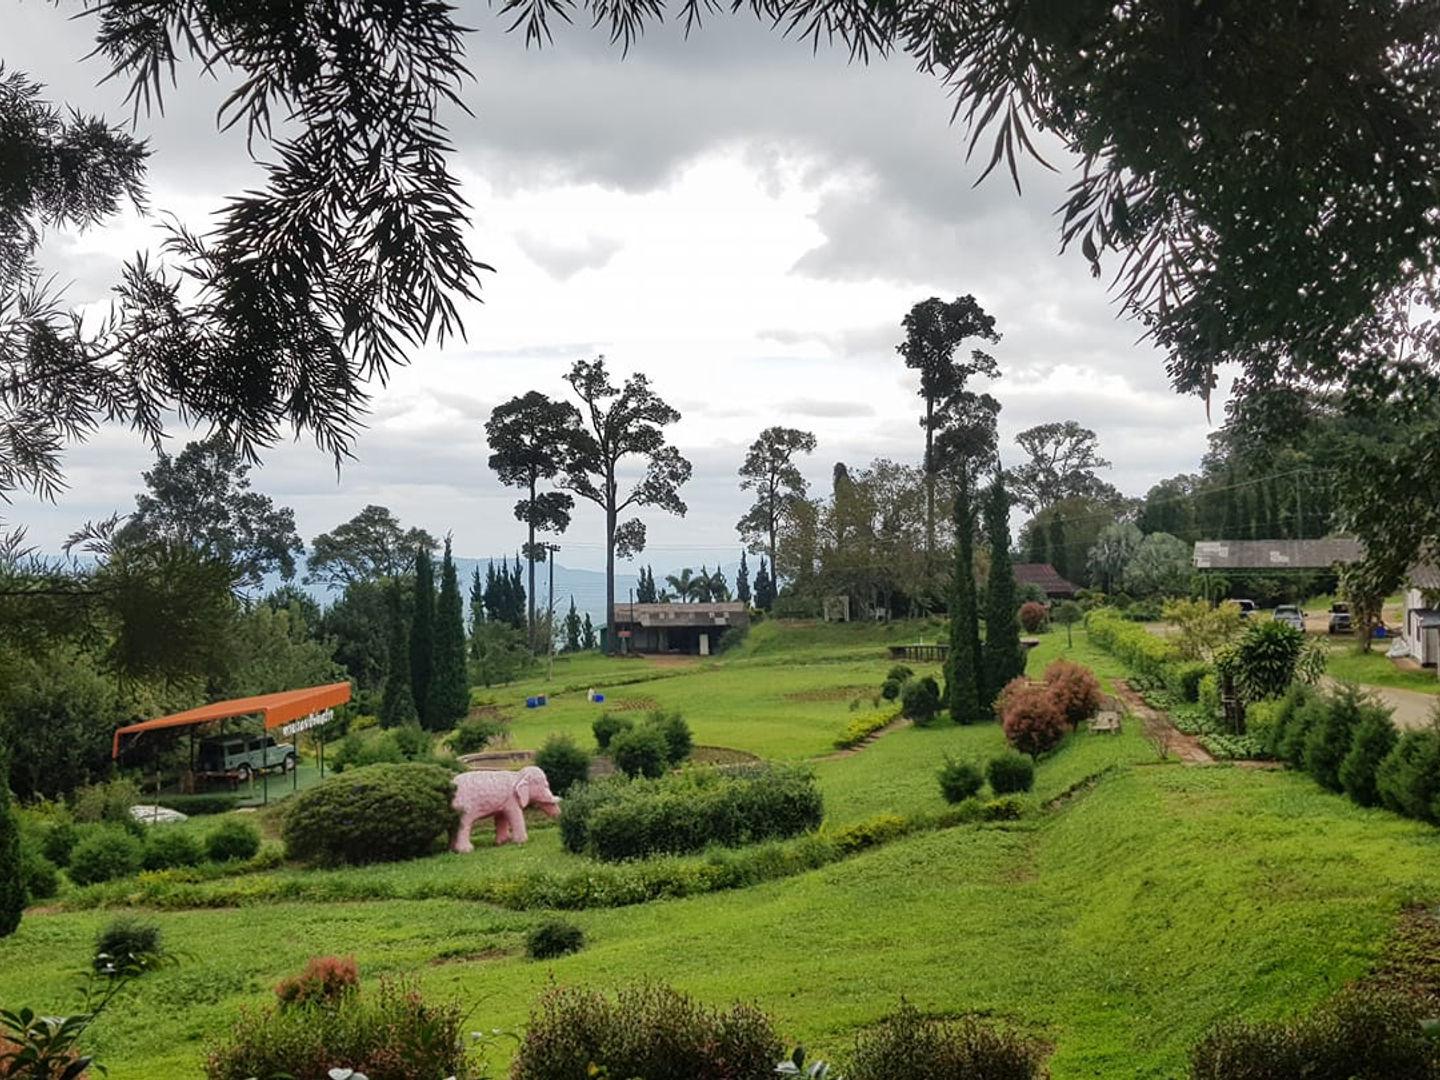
(1323, 641, 1440, 696)
(5, 620, 1439, 1078)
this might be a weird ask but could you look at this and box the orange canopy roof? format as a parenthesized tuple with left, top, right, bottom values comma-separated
(111, 682, 352, 759)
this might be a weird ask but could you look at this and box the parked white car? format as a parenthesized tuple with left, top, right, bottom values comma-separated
(1273, 605, 1304, 631)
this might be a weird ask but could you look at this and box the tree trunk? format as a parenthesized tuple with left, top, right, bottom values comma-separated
(925, 394, 935, 567)
(605, 503, 617, 654)
(527, 477, 537, 654)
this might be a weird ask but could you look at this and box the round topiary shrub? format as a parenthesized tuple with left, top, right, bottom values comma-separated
(880, 677, 902, 701)
(1018, 601, 1049, 633)
(67, 828, 143, 886)
(1001, 686, 1068, 759)
(1044, 659, 1102, 727)
(937, 758, 984, 804)
(534, 734, 593, 795)
(526, 918, 585, 960)
(986, 752, 1036, 794)
(591, 712, 634, 750)
(609, 725, 669, 779)
(900, 676, 942, 725)
(21, 847, 59, 902)
(143, 827, 205, 871)
(206, 818, 261, 863)
(645, 710, 692, 766)
(95, 915, 163, 970)
(446, 717, 503, 755)
(282, 763, 458, 866)
(41, 821, 78, 867)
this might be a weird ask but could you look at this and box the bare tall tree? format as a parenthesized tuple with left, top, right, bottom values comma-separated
(737, 426, 817, 590)
(561, 357, 691, 653)
(486, 391, 580, 651)
(897, 296, 1000, 565)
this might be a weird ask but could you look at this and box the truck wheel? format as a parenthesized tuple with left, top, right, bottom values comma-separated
(282, 754, 297, 774)
(237, 764, 252, 784)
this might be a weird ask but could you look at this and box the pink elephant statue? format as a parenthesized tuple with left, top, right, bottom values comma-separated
(451, 765, 561, 851)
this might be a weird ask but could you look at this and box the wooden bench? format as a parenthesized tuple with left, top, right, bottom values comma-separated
(1089, 711, 1122, 735)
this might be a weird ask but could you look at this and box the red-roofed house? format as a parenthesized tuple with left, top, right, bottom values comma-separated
(1012, 563, 1080, 600)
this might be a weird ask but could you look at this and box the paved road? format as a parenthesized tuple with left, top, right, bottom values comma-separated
(1322, 677, 1438, 731)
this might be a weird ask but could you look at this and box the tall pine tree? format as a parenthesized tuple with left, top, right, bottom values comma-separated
(410, 546, 436, 727)
(510, 555, 527, 630)
(380, 583, 419, 728)
(427, 537, 470, 729)
(982, 475, 1026, 707)
(0, 746, 23, 938)
(581, 613, 597, 650)
(468, 566, 485, 661)
(945, 470, 983, 724)
(736, 552, 751, 605)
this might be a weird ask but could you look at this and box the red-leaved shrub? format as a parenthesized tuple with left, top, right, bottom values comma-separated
(275, 955, 359, 1009)
(1018, 601, 1049, 633)
(993, 676, 1033, 718)
(1002, 686, 1068, 758)
(1044, 659, 1102, 727)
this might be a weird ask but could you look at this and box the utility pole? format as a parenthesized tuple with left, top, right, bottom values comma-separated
(545, 543, 560, 680)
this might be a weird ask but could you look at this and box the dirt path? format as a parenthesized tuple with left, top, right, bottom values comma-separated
(814, 717, 912, 761)
(1112, 680, 1215, 765)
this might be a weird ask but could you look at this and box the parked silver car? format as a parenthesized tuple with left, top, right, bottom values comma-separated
(1273, 605, 1305, 631)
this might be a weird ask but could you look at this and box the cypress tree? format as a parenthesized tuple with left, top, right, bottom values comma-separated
(483, 561, 499, 622)
(754, 558, 776, 610)
(380, 584, 419, 728)
(467, 567, 485, 661)
(1047, 513, 1068, 582)
(945, 470, 983, 724)
(410, 546, 436, 727)
(982, 475, 1026, 706)
(427, 537, 470, 729)
(736, 552, 752, 605)
(0, 745, 22, 937)
(563, 597, 582, 652)
(510, 554, 527, 630)
(582, 613, 597, 650)
(1026, 521, 1047, 566)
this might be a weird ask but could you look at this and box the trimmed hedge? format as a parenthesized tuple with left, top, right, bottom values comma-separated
(1085, 607, 1179, 685)
(1163, 660, 1211, 703)
(833, 710, 897, 750)
(535, 734, 593, 795)
(512, 983, 782, 1080)
(846, 1003, 1048, 1080)
(143, 827, 205, 871)
(937, 759, 984, 804)
(206, 819, 261, 863)
(68, 828, 143, 886)
(559, 765, 823, 862)
(282, 763, 458, 866)
(986, 752, 1036, 794)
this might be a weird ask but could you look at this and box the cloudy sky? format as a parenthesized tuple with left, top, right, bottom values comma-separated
(8, 3, 1226, 573)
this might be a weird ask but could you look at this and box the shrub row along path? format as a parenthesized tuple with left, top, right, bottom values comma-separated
(1113, 680, 1214, 765)
(814, 716, 912, 761)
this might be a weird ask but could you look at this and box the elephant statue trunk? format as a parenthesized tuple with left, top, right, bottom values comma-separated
(450, 765, 562, 851)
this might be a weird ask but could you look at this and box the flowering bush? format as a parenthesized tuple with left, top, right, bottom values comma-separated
(275, 955, 359, 1009)
(1044, 659, 1102, 727)
(1018, 601, 1049, 633)
(1002, 685, 1068, 758)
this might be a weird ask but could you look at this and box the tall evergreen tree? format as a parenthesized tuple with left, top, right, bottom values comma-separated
(1026, 524, 1047, 567)
(483, 561, 500, 623)
(754, 557, 776, 611)
(427, 538, 470, 729)
(510, 555, 527, 629)
(468, 566, 486, 661)
(982, 476, 1026, 706)
(736, 552, 752, 605)
(409, 546, 436, 727)
(380, 584, 419, 728)
(1047, 513, 1069, 583)
(0, 746, 23, 938)
(581, 613, 597, 650)
(563, 597, 582, 652)
(945, 471, 983, 724)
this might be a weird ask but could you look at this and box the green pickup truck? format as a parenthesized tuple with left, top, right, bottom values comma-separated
(196, 734, 296, 782)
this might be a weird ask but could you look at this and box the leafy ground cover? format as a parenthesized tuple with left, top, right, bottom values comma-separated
(4, 623, 1439, 1078)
